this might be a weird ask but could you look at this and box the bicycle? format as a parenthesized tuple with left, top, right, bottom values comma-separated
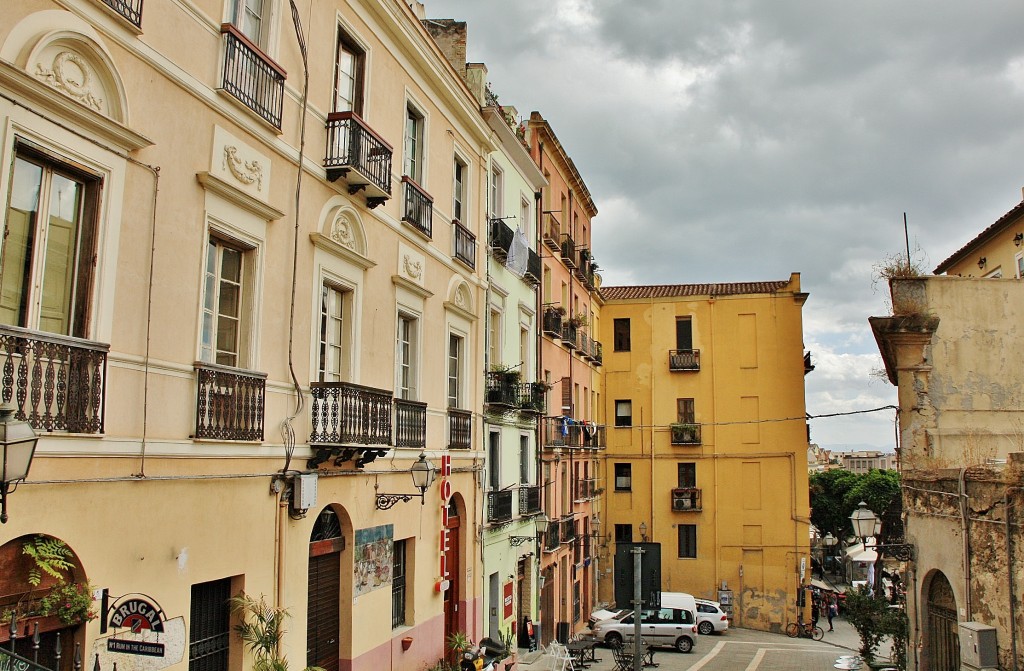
(785, 619, 824, 640)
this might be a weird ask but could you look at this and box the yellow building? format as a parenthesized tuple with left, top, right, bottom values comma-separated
(597, 275, 812, 632)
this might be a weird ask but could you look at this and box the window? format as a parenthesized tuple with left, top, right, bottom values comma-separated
(201, 236, 253, 367)
(232, 0, 269, 45)
(615, 400, 632, 427)
(318, 283, 351, 382)
(488, 431, 500, 489)
(189, 578, 232, 671)
(453, 157, 467, 223)
(677, 398, 695, 424)
(334, 30, 365, 114)
(614, 524, 632, 543)
(488, 308, 501, 366)
(678, 524, 697, 559)
(678, 463, 696, 488)
(404, 105, 424, 182)
(392, 539, 407, 628)
(614, 463, 632, 491)
(447, 333, 463, 408)
(490, 165, 503, 219)
(612, 318, 630, 351)
(2, 147, 100, 338)
(520, 197, 531, 233)
(676, 317, 693, 350)
(1016, 253, 1024, 279)
(519, 326, 529, 376)
(396, 313, 418, 399)
(520, 434, 530, 483)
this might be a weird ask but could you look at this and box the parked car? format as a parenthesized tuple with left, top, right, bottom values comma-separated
(588, 607, 624, 630)
(590, 606, 698, 653)
(695, 599, 729, 635)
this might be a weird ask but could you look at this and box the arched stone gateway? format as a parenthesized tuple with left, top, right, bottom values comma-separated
(0, 534, 90, 670)
(924, 570, 960, 671)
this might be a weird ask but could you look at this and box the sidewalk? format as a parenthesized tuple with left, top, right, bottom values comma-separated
(820, 613, 893, 662)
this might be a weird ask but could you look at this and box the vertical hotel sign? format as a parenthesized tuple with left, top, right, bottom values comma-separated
(436, 453, 452, 592)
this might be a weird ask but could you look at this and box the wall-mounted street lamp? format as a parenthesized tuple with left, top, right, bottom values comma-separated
(0, 404, 38, 524)
(510, 514, 550, 547)
(849, 501, 914, 561)
(1015, 232, 1023, 247)
(978, 256, 987, 270)
(639, 522, 648, 542)
(375, 453, 437, 510)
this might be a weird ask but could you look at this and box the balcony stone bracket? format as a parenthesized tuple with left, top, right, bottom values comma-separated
(308, 445, 390, 469)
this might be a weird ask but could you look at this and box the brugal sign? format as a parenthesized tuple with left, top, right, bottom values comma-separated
(96, 592, 185, 671)
(436, 454, 453, 592)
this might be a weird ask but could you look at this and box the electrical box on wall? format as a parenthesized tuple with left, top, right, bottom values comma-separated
(293, 473, 318, 511)
(958, 621, 997, 669)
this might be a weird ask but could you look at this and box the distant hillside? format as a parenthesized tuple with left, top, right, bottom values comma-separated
(819, 443, 895, 454)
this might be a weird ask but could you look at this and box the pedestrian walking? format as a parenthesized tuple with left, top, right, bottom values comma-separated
(827, 595, 838, 632)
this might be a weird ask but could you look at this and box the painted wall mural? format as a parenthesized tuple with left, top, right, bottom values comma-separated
(354, 524, 393, 596)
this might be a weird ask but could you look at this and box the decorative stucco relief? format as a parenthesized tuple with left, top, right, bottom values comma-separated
(223, 145, 263, 191)
(403, 255, 423, 279)
(35, 50, 104, 112)
(330, 212, 356, 250)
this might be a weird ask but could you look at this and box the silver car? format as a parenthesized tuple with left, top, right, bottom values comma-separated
(590, 607, 698, 653)
(695, 599, 729, 634)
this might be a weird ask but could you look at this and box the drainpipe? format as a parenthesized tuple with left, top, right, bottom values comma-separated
(1007, 490, 1019, 671)
(649, 293, 656, 540)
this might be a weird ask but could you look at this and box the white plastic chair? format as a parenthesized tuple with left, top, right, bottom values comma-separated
(546, 641, 576, 671)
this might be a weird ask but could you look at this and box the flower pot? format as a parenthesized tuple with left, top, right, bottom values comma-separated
(401, 637, 413, 651)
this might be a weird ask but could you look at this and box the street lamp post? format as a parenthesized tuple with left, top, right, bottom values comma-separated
(0, 404, 38, 524)
(849, 501, 914, 561)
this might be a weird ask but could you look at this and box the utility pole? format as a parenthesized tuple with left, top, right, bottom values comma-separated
(632, 546, 643, 671)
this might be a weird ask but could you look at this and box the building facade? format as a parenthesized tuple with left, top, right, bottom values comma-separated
(528, 112, 605, 645)
(0, 1, 498, 670)
(597, 276, 812, 632)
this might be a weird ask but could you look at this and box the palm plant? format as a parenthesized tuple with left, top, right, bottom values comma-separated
(230, 593, 322, 671)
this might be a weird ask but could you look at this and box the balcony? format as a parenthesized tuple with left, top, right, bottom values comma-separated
(487, 489, 514, 525)
(541, 416, 605, 450)
(220, 24, 285, 129)
(669, 349, 701, 371)
(542, 214, 561, 251)
(524, 248, 542, 286)
(489, 217, 514, 261)
(581, 424, 606, 450)
(394, 398, 426, 449)
(560, 233, 576, 269)
(452, 220, 476, 269)
(561, 517, 577, 543)
(519, 485, 542, 515)
(590, 340, 603, 366)
(401, 176, 433, 237)
(578, 330, 590, 358)
(560, 322, 578, 349)
(542, 306, 563, 337)
(670, 423, 702, 445)
(544, 520, 561, 552)
(324, 112, 393, 207)
(194, 362, 266, 441)
(309, 381, 392, 467)
(485, 370, 519, 408)
(574, 249, 590, 283)
(671, 487, 702, 511)
(518, 382, 546, 414)
(101, 0, 143, 27)
(575, 479, 595, 501)
(0, 326, 108, 434)
(448, 408, 472, 450)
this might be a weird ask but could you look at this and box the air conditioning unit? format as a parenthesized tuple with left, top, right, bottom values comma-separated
(958, 622, 998, 669)
(672, 489, 693, 511)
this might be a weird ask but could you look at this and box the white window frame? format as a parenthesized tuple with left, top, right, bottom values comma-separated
(447, 330, 464, 409)
(403, 99, 426, 183)
(489, 164, 504, 219)
(488, 307, 502, 368)
(1017, 252, 1024, 279)
(200, 232, 257, 368)
(318, 280, 354, 382)
(333, 25, 368, 115)
(232, 0, 274, 48)
(396, 310, 420, 400)
(453, 153, 469, 224)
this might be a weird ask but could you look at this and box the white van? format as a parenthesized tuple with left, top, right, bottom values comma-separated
(590, 592, 699, 653)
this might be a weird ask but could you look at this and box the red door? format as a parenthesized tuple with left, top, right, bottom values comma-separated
(444, 506, 461, 645)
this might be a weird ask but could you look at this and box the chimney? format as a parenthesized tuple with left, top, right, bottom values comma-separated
(423, 19, 487, 107)
(410, 1, 426, 20)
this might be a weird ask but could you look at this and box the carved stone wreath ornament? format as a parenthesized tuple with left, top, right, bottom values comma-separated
(403, 255, 423, 279)
(35, 51, 104, 112)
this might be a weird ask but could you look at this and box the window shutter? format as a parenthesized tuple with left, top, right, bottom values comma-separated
(561, 376, 572, 413)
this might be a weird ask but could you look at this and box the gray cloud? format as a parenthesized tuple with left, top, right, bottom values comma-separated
(424, 0, 1024, 447)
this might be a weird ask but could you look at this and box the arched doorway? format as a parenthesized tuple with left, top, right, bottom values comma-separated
(0, 534, 87, 670)
(925, 571, 960, 671)
(443, 497, 461, 647)
(307, 507, 344, 671)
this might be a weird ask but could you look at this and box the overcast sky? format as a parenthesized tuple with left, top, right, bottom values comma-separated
(423, 0, 1024, 450)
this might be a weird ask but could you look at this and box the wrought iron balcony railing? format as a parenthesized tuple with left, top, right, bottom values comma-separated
(518, 382, 546, 414)
(489, 217, 514, 261)
(591, 340, 603, 366)
(560, 233, 576, 269)
(102, 0, 143, 27)
(448, 408, 472, 450)
(524, 248, 542, 286)
(561, 322, 578, 349)
(310, 381, 392, 446)
(220, 24, 285, 128)
(485, 371, 519, 407)
(194, 362, 267, 441)
(0, 325, 108, 434)
(670, 423, 702, 445)
(519, 485, 542, 515)
(561, 517, 577, 543)
(401, 176, 433, 237)
(669, 349, 701, 371)
(578, 330, 590, 358)
(542, 306, 563, 337)
(581, 423, 606, 450)
(453, 220, 476, 269)
(542, 214, 561, 251)
(487, 489, 514, 524)
(544, 520, 561, 552)
(671, 487, 702, 511)
(324, 111, 393, 206)
(394, 398, 426, 449)
(541, 416, 605, 450)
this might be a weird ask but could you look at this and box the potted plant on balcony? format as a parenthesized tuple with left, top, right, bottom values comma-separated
(568, 313, 588, 328)
(1, 536, 96, 635)
(670, 423, 698, 444)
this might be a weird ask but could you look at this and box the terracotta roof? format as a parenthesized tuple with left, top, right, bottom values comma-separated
(601, 280, 792, 300)
(933, 199, 1024, 274)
